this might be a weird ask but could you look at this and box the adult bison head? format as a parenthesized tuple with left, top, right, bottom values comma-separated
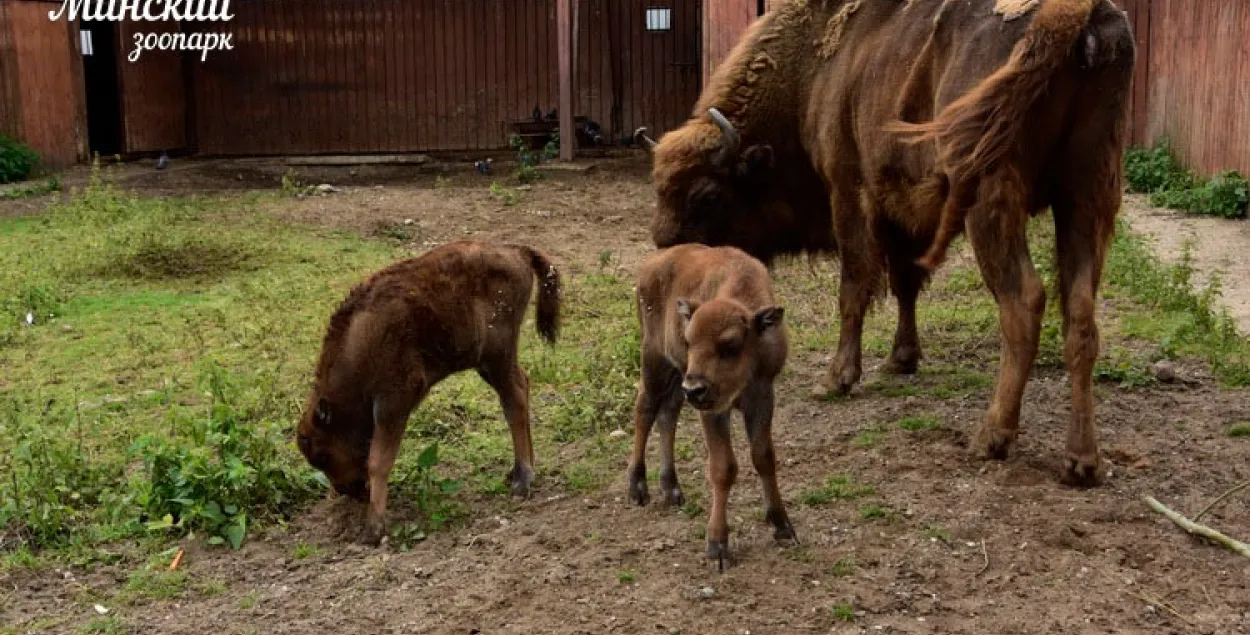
(637, 108, 781, 256)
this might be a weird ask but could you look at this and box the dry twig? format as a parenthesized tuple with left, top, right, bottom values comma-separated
(1144, 495, 1250, 558)
(977, 539, 989, 575)
(1129, 589, 1194, 626)
(1193, 481, 1249, 522)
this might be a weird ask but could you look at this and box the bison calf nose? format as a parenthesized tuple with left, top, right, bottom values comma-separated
(683, 378, 710, 405)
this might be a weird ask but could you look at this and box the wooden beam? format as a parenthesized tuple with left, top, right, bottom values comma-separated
(557, 0, 574, 161)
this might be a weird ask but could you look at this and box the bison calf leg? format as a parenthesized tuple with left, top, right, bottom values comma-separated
(628, 360, 682, 506)
(362, 391, 421, 545)
(966, 174, 1044, 462)
(740, 383, 795, 542)
(481, 362, 536, 498)
(700, 411, 737, 571)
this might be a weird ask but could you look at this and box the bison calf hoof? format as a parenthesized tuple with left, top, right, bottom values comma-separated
(662, 486, 685, 507)
(882, 348, 921, 375)
(705, 539, 732, 572)
(358, 519, 387, 547)
(766, 510, 797, 544)
(509, 464, 535, 499)
(627, 464, 650, 506)
(1060, 454, 1103, 488)
(971, 425, 1017, 461)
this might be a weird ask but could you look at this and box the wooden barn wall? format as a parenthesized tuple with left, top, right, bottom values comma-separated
(0, 0, 86, 168)
(188, 0, 700, 156)
(117, 22, 189, 154)
(702, 0, 757, 90)
(1138, 0, 1250, 175)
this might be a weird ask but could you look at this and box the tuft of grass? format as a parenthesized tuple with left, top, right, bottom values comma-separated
(1, 177, 59, 200)
(851, 425, 887, 449)
(121, 568, 188, 604)
(616, 569, 637, 584)
(489, 182, 519, 206)
(800, 474, 874, 506)
(79, 617, 127, 635)
(897, 414, 942, 432)
(238, 592, 258, 610)
(858, 504, 898, 522)
(1228, 423, 1250, 438)
(830, 556, 856, 577)
(830, 603, 856, 623)
(923, 525, 952, 544)
(291, 543, 321, 560)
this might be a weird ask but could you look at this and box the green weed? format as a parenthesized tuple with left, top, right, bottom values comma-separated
(859, 504, 898, 522)
(0, 135, 39, 184)
(898, 415, 942, 432)
(1, 177, 59, 200)
(79, 617, 127, 635)
(800, 475, 874, 506)
(489, 182, 519, 206)
(616, 569, 637, 584)
(830, 557, 856, 577)
(291, 543, 321, 559)
(1125, 143, 1248, 219)
(830, 603, 856, 622)
(924, 525, 952, 544)
(1228, 423, 1250, 438)
(851, 425, 887, 449)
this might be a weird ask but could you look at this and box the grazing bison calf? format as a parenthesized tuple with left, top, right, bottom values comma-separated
(628, 244, 795, 569)
(296, 240, 561, 544)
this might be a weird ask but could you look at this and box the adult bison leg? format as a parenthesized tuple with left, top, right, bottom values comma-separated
(966, 172, 1045, 461)
(818, 186, 884, 396)
(882, 223, 929, 375)
(1052, 158, 1120, 487)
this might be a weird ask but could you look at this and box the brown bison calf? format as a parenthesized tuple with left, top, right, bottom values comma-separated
(296, 240, 561, 544)
(628, 243, 795, 569)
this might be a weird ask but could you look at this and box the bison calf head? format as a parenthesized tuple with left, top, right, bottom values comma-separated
(677, 297, 784, 413)
(638, 108, 777, 253)
(297, 395, 372, 501)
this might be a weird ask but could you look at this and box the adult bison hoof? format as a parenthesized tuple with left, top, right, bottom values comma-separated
(705, 539, 732, 572)
(1061, 454, 1103, 488)
(509, 464, 534, 499)
(971, 425, 1017, 461)
(627, 464, 649, 506)
(882, 348, 921, 375)
(772, 522, 798, 544)
(358, 518, 386, 547)
(662, 486, 685, 507)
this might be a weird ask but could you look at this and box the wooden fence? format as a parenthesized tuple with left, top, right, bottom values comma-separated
(1122, 0, 1250, 175)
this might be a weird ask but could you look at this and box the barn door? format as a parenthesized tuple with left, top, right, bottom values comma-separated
(116, 22, 189, 155)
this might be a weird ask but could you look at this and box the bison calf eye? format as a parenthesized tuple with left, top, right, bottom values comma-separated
(718, 342, 743, 358)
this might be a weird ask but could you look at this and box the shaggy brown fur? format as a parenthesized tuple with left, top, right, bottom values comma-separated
(296, 240, 561, 544)
(629, 244, 794, 569)
(640, 0, 1135, 486)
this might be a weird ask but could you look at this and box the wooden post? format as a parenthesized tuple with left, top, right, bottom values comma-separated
(557, 0, 574, 161)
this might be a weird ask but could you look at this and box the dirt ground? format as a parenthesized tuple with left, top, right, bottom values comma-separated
(5, 158, 1250, 635)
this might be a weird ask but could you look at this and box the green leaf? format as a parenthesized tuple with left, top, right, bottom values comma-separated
(225, 519, 246, 550)
(207, 536, 225, 546)
(145, 514, 174, 531)
(416, 443, 439, 469)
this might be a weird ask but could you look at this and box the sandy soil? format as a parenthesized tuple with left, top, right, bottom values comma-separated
(3, 159, 1249, 635)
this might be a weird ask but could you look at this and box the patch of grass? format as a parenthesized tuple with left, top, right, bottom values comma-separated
(800, 474, 874, 506)
(830, 603, 856, 623)
(1228, 423, 1250, 438)
(830, 556, 856, 577)
(195, 577, 228, 597)
(238, 592, 259, 610)
(858, 504, 898, 522)
(923, 525, 952, 544)
(291, 543, 321, 560)
(897, 414, 942, 432)
(783, 546, 813, 563)
(1, 177, 59, 200)
(1125, 142, 1248, 219)
(489, 182, 519, 206)
(616, 569, 637, 584)
(79, 617, 127, 635)
(373, 220, 416, 242)
(121, 568, 188, 604)
(851, 425, 887, 449)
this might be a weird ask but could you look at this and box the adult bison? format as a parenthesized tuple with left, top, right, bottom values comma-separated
(635, 0, 1135, 485)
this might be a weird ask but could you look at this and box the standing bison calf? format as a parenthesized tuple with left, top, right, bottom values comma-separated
(296, 240, 561, 544)
(628, 244, 795, 569)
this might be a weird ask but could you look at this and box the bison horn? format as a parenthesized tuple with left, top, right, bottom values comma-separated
(633, 127, 658, 152)
(706, 107, 741, 155)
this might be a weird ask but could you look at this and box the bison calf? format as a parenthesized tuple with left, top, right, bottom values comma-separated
(628, 244, 795, 569)
(296, 240, 561, 544)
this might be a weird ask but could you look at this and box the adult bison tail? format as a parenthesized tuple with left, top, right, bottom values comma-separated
(887, 0, 1100, 270)
(521, 246, 562, 344)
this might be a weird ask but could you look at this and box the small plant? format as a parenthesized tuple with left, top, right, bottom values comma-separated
(1124, 143, 1249, 219)
(80, 617, 127, 635)
(280, 169, 314, 197)
(489, 182, 519, 206)
(373, 220, 415, 242)
(799, 474, 874, 506)
(830, 557, 856, 577)
(1228, 423, 1250, 438)
(121, 567, 188, 604)
(394, 442, 462, 535)
(0, 134, 39, 184)
(616, 569, 637, 584)
(291, 543, 321, 559)
(897, 414, 942, 432)
(514, 164, 542, 184)
(238, 592, 259, 610)
(830, 603, 856, 623)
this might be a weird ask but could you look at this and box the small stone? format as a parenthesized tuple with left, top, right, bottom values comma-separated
(315, 184, 341, 195)
(1151, 360, 1176, 383)
(403, 218, 415, 225)
(93, 604, 109, 615)
(699, 586, 715, 599)
(608, 429, 628, 439)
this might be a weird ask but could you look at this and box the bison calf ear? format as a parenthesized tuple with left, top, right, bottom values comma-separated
(676, 298, 699, 323)
(753, 306, 784, 333)
(314, 397, 332, 428)
(737, 145, 775, 180)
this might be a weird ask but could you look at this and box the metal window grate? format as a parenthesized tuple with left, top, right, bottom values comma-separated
(645, 7, 671, 32)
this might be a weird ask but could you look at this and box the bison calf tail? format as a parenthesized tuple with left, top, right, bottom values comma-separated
(522, 246, 562, 344)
